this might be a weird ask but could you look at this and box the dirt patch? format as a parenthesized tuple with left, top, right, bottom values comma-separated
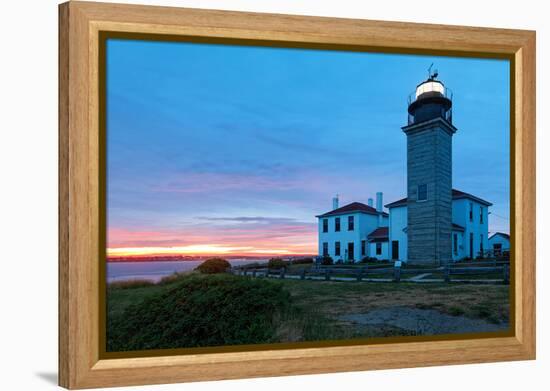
(338, 306, 509, 335)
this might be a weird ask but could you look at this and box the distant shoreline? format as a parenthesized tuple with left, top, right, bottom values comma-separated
(107, 255, 316, 263)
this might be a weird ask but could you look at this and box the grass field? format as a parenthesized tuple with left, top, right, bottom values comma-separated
(107, 273, 510, 351)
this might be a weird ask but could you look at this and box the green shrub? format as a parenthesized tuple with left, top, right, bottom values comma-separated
(321, 256, 333, 265)
(448, 306, 466, 316)
(360, 256, 377, 263)
(158, 272, 189, 285)
(292, 257, 314, 265)
(195, 258, 231, 274)
(107, 274, 291, 351)
(107, 279, 155, 290)
(268, 258, 287, 269)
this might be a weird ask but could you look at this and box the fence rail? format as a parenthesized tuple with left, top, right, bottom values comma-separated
(232, 261, 509, 284)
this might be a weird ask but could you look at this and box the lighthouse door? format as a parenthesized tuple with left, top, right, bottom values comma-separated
(392, 241, 399, 260)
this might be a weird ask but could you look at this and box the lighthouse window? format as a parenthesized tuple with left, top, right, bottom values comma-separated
(322, 219, 328, 233)
(417, 184, 428, 201)
(348, 216, 354, 231)
(335, 217, 341, 232)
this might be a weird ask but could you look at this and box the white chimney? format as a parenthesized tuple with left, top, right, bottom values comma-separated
(368, 198, 374, 207)
(332, 195, 339, 210)
(376, 192, 383, 212)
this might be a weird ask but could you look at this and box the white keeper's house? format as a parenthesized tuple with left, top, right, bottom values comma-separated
(316, 73, 500, 265)
(316, 193, 389, 262)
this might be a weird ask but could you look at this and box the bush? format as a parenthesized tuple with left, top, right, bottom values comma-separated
(195, 258, 231, 274)
(158, 272, 188, 285)
(292, 257, 313, 265)
(321, 256, 333, 265)
(360, 256, 377, 263)
(107, 274, 291, 351)
(108, 279, 155, 290)
(268, 258, 287, 269)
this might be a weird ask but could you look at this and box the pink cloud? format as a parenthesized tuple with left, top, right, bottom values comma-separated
(107, 219, 318, 255)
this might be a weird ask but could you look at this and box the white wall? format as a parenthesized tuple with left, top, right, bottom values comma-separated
(452, 199, 490, 259)
(388, 205, 408, 261)
(489, 234, 511, 252)
(318, 212, 386, 262)
(451, 230, 465, 261)
(2, 1, 547, 391)
(368, 242, 389, 260)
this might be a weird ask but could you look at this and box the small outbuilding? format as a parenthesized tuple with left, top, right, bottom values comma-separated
(488, 232, 510, 257)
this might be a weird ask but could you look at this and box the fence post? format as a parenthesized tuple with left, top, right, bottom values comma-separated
(279, 267, 286, 279)
(393, 266, 401, 282)
(357, 268, 363, 282)
(300, 268, 306, 280)
(325, 268, 331, 281)
(252, 268, 257, 278)
(503, 264, 510, 284)
(444, 264, 451, 283)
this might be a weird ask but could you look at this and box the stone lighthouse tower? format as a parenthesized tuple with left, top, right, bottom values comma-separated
(402, 71, 456, 266)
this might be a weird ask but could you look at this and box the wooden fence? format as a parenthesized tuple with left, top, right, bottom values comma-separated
(232, 261, 509, 284)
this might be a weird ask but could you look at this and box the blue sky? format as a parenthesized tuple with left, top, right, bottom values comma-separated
(106, 38, 510, 255)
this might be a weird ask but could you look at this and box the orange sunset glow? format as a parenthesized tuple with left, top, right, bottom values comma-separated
(106, 244, 312, 257)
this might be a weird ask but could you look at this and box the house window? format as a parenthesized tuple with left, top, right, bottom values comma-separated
(453, 233, 458, 255)
(335, 217, 341, 232)
(480, 234, 484, 257)
(417, 184, 427, 201)
(493, 243, 502, 257)
(361, 240, 366, 256)
(322, 219, 328, 233)
(480, 207, 484, 224)
(469, 203, 474, 221)
(335, 241, 341, 256)
(322, 242, 328, 257)
(348, 216, 354, 231)
(376, 242, 382, 255)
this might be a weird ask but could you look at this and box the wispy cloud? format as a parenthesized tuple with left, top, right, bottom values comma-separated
(197, 216, 298, 223)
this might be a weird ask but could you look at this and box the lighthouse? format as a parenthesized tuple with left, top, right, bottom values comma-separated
(402, 70, 457, 266)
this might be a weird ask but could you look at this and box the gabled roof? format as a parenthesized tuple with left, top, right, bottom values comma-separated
(367, 227, 389, 242)
(489, 232, 510, 240)
(316, 202, 389, 218)
(385, 197, 408, 208)
(451, 189, 493, 206)
(384, 188, 493, 208)
(452, 223, 465, 232)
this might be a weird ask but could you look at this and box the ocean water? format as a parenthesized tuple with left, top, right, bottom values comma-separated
(106, 259, 263, 283)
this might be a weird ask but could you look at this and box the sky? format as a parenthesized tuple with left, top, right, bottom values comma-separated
(106, 39, 510, 257)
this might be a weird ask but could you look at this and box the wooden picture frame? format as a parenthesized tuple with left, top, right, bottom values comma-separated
(59, 1, 536, 389)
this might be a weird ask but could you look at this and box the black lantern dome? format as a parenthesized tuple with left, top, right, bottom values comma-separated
(407, 73, 452, 126)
